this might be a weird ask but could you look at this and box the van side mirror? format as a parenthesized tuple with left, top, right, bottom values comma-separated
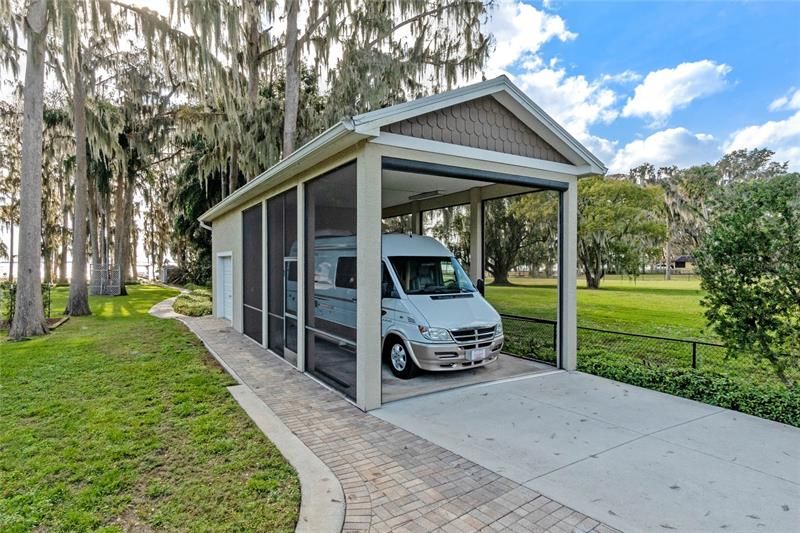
(476, 278, 485, 296)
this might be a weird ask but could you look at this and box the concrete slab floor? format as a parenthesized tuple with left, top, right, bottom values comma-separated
(381, 353, 553, 403)
(375, 371, 800, 532)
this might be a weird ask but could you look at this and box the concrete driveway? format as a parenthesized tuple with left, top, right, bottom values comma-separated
(374, 371, 800, 532)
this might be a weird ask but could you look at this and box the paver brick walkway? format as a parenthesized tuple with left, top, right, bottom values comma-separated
(179, 315, 621, 533)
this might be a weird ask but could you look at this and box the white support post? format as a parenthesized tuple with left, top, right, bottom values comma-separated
(411, 200, 422, 234)
(356, 146, 383, 410)
(469, 187, 483, 283)
(296, 182, 306, 372)
(262, 201, 268, 348)
(560, 180, 578, 371)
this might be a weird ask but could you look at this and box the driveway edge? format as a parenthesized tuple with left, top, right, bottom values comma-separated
(228, 385, 346, 533)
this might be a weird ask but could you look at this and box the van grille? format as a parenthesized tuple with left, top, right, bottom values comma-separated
(449, 326, 496, 346)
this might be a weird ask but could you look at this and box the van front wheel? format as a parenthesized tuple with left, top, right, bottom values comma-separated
(387, 340, 417, 379)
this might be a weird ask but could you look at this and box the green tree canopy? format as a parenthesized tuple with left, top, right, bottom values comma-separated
(696, 173, 800, 386)
(577, 176, 665, 289)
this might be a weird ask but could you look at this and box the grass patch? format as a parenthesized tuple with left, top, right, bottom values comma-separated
(486, 274, 708, 339)
(173, 288, 213, 317)
(488, 274, 794, 387)
(0, 285, 299, 532)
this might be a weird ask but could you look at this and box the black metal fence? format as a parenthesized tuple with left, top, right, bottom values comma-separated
(501, 314, 558, 365)
(500, 313, 726, 370)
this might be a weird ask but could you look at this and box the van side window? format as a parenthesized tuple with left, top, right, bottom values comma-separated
(382, 264, 399, 298)
(335, 257, 357, 289)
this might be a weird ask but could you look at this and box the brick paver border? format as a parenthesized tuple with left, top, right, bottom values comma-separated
(177, 314, 620, 533)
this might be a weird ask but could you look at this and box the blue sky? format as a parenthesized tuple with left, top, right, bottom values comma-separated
(483, 0, 800, 172)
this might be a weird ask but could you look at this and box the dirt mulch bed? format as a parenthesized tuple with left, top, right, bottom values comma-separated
(0, 316, 69, 331)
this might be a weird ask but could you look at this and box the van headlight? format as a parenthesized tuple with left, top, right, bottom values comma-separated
(496, 321, 503, 336)
(418, 325, 452, 342)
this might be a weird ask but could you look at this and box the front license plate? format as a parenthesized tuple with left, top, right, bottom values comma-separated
(469, 348, 487, 361)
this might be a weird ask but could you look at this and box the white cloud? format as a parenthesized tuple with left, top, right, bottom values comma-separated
(621, 60, 732, 125)
(725, 111, 800, 171)
(599, 71, 642, 84)
(608, 127, 719, 174)
(515, 68, 619, 131)
(768, 88, 800, 112)
(510, 65, 621, 161)
(579, 134, 618, 163)
(484, 2, 576, 74)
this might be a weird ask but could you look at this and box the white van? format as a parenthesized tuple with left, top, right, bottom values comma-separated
(297, 233, 505, 379)
(381, 233, 504, 379)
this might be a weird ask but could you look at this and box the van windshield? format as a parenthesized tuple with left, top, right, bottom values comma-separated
(389, 256, 475, 295)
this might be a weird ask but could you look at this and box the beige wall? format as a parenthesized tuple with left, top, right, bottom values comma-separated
(211, 208, 243, 331)
(210, 144, 366, 337)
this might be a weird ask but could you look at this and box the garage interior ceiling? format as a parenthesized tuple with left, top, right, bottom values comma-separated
(381, 169, 492, 208)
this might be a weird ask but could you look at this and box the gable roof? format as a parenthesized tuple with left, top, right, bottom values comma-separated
(200, 76, 607, 223)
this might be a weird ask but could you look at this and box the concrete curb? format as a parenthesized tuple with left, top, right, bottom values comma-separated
(228, 385, 345, 533)
(149, 297, 345, 533)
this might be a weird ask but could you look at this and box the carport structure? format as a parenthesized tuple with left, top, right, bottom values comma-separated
(200, 76, 606, 411)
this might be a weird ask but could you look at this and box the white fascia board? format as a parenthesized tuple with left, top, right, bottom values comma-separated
(371, 132, 595, 178)
(200, 120, 370, 222)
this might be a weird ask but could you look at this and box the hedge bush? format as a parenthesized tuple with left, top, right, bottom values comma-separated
(578, 350, 800, 427)
(172, 288, 213, 317)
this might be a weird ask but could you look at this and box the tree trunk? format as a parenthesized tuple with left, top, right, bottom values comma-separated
(230, 141, 239, 190)
(246, 0, 261, 108)
(149, 214, 155, 280)
(130, 223, 137, 281)
(43, 247, 51, 284)
(492, 269, 510, 285)
(10, 0, 48, 339)
(102, 194, 110, 267)
(664, 220, 672, 281)
(544, 261, 554, 278)
(66, 54, 91, 316)
(58, 178, 69, 283)
(8, 221, 13, 282)
(113, 173, 128, 296)
(88, 177, 100, 267)
(125, 180, 135, 281)
(282, 0, 300, 157)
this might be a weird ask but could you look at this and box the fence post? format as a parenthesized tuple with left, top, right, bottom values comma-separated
(692, 342, 697, 369)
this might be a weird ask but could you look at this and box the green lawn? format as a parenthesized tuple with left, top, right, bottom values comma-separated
(1, 285, 299, 532)
(486, 273, 710, 340)
(487, 274, 794, 387)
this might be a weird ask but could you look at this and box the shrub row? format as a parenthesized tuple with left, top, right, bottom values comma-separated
(172, 289, 213, 317)
(578, 350, 800, 427)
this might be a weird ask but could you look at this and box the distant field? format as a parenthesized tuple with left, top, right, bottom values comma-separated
(486, 273, 711, 340)
(486, 274, 797, 387)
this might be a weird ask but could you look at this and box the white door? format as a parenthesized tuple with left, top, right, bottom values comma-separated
(220, 256, 233, 321)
